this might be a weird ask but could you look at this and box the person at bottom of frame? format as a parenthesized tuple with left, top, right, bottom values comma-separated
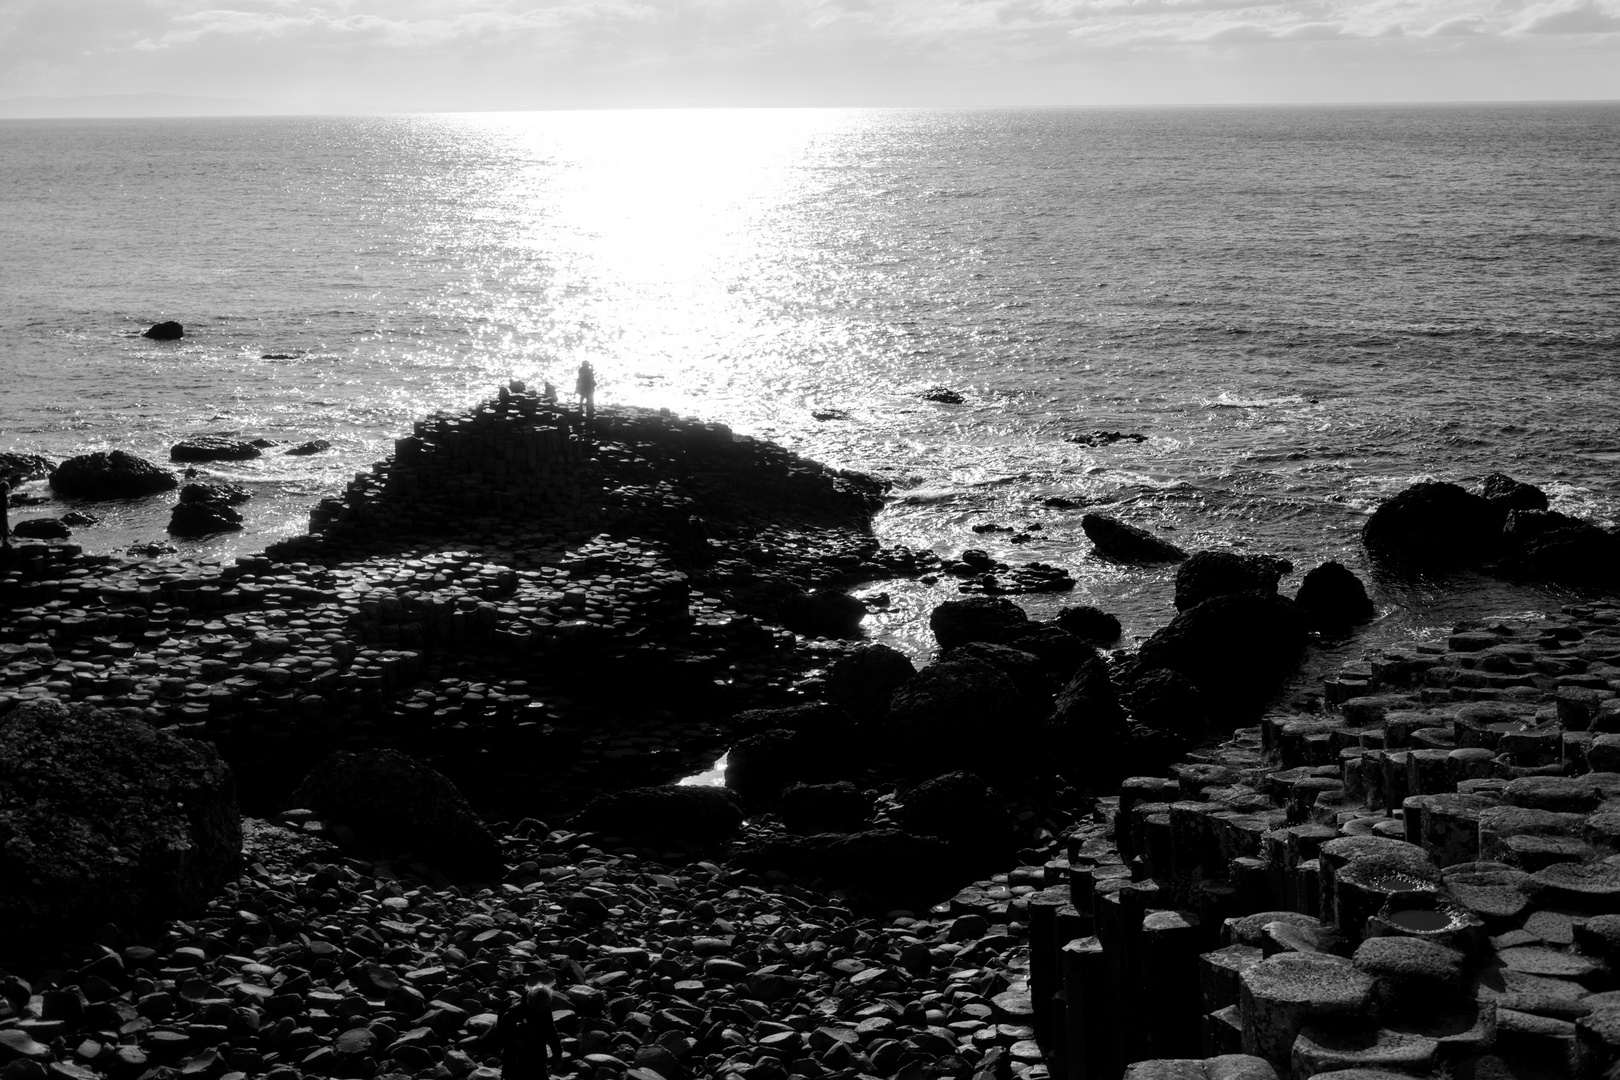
(485, 982, 565, 1079)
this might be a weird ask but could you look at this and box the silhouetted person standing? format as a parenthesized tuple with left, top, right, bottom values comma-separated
(486, 984, 564, 1080)
(575, 361, 596, 419)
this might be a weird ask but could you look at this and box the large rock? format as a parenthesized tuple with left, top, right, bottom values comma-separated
(168, 499, 243, 537)
(929, 596, 1030, 651)
(823, 643, 916, 722)
(1127, 667, 1207, 735)
(885, 658, 1030, 772)
(890, 771, 1016, 870)
(778, 782, 872, 834)
(1361, 481, 1499, 565)
(1175, 551, 1291, 611)
(1136, 591, 1307, 715)
(1055, 604, 1123, 643)
(285, 439, 332, 456)
(941, 642, 1048, 701)
(289, 749, 503, 877)
(50, 450, 178, 499)
(0, 453, 52, 488)
(731, 828, 957, 908)
(1501, 509, 1619, 583)
(142, 320, 184, 340)
(571, 784, 745, 848)
(0, 700, 241, 955)
(1480, 473, 1548, 518)
(1080, 513, 1188, 562)
(179, 481, 250, 505)
(1294, 561, 1375, 631)
(726, 730, 804, 805)
(169, 436, 262, 463)
(10, 517, 71, 540)
(777, 587, 866, 639)
(1043, 654, 1129, 779)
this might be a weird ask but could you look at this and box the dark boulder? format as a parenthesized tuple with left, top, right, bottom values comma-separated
(169, 436, 262, 463)
(1125, 667, 1207, 736)
(0, 453, 52, 488)
(0, 700, 241, 956)
(571, 784, 744, 848)
(779, 782, 872, 834)
(289, 749, 503, 877)
(1174, 550, 1291, 611)
(1006, 622, 1096, 684)
(10, 517, 71, 540)
(1080, 513, 1187, 563)
(1136, 590, 1307, 716)
(728, 701, 853, 739)
(168, 500, 243, 537)
(1480, 473, 1548, 519)
(886, 658, 1030, 773)
(929, 596, 1030, 651)
(731, 828, 956, 908)
(921, 386, 964, 404)
(1295, 560, 1375, 630)
(59, 510, 99, 527)
(1043, 655, 1129, 778)
(725, 706, 858, 805)
(1501, 509, 1619, 583)
(725, 730, 801, 806)
(942, 641, 1048, 702)
(142, 321, 183, 340)
(823, 643, 916, 722)
(285, 439, 332, 456)
(890, 771, 1017, 869)
(1361, 481, 1499, 565)
(778, 587, 866, 639)
(50, 450, 177, 499)
(179, 481, 250, 505)
(1055, 604, 1122, 643)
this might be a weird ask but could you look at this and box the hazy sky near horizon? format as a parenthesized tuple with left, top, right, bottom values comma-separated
(2, 0, 1617, 111)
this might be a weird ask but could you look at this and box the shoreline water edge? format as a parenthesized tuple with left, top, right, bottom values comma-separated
(4, 384, 1620, 1080)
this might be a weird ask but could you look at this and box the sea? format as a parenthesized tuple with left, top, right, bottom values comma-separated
(2, 104, 1618, 664)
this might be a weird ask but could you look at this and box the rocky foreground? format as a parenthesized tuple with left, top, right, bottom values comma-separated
(5, 385, 1620, 1080)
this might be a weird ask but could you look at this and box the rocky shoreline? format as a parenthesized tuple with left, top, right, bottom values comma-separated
(4, 384, 1620, 1080)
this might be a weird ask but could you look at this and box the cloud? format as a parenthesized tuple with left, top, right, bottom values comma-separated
(1512, 0, 1620, 30)
(1421, 13, 1488, 32)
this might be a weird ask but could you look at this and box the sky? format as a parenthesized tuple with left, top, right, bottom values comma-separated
(1, 0, 1617, 113)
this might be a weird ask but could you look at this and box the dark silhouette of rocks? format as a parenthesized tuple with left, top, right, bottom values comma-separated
(167, 499, 243, 537)
(732, 828, 957, 908)
(285, 438, 332, 455)
(778, 780, 872, 834)
(920, 386, 965, 404)
(1296, 559, 1376, 630)
(1137, 590, 1307, 714)
(1066, 430, 1147, 447)
(10, 517, 70, 540)
(891, 771, 1018, 870)
(1043, 654, 1128, 773)
(1056, 603, 1123, 642)
(1082, 512, 1189, 562)
(887, 657, 1029, 772)
(142, 320, 183, 340)
(823, 642, 916, 721)
(929, 595, 1031, 650)
(1362, 480, 1499, 564)
(1126, 666, 1207, 736)
(1481, 471, 1549, 518)
(49, 449, 177, 498)
(570, 784, 745, 848)
(1174, 550, 1292, 611)
(169, 436, 262, 463)
(178, 480, 250, 505)
(0, 452, 52, 488)
(0, 699, 240, 956)
(289, 748, 503, 877)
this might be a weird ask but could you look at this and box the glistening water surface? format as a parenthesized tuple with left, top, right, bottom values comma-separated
(3, 105, 1617, 657)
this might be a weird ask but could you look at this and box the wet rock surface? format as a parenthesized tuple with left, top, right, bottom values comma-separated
(49, 450, 178, 499)
(1081, 514, 1188, 563)
(169, 437, 263, 464)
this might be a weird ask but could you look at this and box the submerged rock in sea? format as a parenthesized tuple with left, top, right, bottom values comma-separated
(1480, 472, 1549, 518)
(1056, 603, 1123, 643)
(1067, 430, 1147, 447)
(50, 449, 178, 498)
(170, 435, 262, 463)
(284, 438, 332, 455)
(921, 386, 965, 404)
(167, 498, 243, 537)
(0, 699, 240, 955)
(179, 480, 250, 505)
(1081, 512, 1188, 563)
(142, 320, 183, 340)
